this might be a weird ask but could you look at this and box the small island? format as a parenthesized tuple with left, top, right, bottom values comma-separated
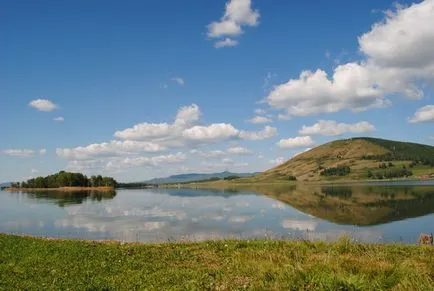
(6, 171, 117, 191)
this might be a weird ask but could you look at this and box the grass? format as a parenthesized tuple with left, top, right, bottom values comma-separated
(1, 234, 433, 290)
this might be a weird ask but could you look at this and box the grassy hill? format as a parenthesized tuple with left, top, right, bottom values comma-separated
(251, 137, 434, 182)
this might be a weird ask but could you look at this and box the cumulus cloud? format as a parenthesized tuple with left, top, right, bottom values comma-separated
(239, 126, 277, 140)
(28, 99, 57, 112)
(53, 117, 64, 122)
(215, 38, 239, 48)
(120, 153, 186, 167)
(265, 0, 434, 116)
(171, 77, 185, 86)
(115, 104, 275, 146)
(277, 113, 291, 121)
(277, 136, 315, 149)
(3, 149, 35, 158)
(408, 105, 434, 123)
(183, 123, 240, 142)
(57, 104, 276, 175)
(189, 149, 226, 158)
(227, 146, 252, 155)
(56, 141, 165, 160)
(207, 0, 259, 47)
(247, 116, 272, 124)
(299, 120, 376, 136)
(114, 104, 200, 141)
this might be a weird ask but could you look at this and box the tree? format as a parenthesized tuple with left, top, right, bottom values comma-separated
(15, 171, 117, 189)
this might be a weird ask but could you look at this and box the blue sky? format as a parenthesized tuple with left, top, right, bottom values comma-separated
(1, 0, 434, 182)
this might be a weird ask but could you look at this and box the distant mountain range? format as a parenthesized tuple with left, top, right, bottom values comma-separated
(144, 171, 259, 184)
(0, 182, 11, 187)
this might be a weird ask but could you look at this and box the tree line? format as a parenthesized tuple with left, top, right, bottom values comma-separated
(10, 171, 117, 188)
(367, 168, 413, 180)
(320, 166, 351, 176)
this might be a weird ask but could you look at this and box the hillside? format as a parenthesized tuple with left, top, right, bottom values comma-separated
(145, 171, 258, 184)
(253, 137, 434, 182)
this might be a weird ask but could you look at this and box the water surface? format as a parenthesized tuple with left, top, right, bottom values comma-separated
(1, 182, 433, 243)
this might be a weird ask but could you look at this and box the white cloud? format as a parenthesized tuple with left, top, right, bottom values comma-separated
(39, 149, 46, 155)
(359, 1, 434, 69)
(409, 105, 434, 123)
(299, 120, 376, 136)
(3, 149, 35, 158)
(277, 113, 291, 121)
(277, 136, 315, 149)
(227, 146, 252, 155)
(190, 149, 226, 158)
(115, 122, 174, 141)
(57, 104, 276, 176)
(269, 156, 285, 165)
(121, 153, 186, 167)
(114, 104, 200, 141)
(56, 140, 165, 160)
(174, 104, 200, 127)
(239, 126, 277, 140)
(208, 20, 242, 38)
(171, 77, 185, 86)
(215, 38, 239, 48)
(265, 0, 434, 117)
(247, 116, 272, 124)
(28, 99, 57, 112)
(183, 123, 240, 142)
(254, 108, 266, 115)
(265, 65, 390, 116)
(207, 0, 259, 47)
(53, 117, 64, 122)
(31, 169, 38, 174)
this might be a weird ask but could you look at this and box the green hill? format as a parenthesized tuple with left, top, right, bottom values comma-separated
(253, 137, 434, 182)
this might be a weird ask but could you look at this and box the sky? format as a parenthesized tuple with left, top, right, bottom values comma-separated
(1, 0, 434, 183)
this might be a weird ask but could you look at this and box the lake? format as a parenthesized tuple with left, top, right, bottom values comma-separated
(1, 181, 433, 243)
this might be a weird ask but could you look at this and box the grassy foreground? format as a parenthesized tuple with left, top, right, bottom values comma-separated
(1, 235, 433, 290)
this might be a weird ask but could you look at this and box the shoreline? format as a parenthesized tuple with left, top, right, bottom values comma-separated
(159, 177, 434, 189)
(4, 186, 115, 192)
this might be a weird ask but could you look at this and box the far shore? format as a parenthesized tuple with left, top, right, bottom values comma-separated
(158, 176, 434, 189)
(4, 186, 115, 192)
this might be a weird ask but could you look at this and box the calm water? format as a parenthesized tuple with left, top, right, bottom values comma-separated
(1, 182, 434, 243)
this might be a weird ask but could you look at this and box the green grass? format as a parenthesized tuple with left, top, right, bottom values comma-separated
(1, 234, 433, 290)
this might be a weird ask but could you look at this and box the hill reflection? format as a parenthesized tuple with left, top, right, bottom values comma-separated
(226, 183, 434, 226)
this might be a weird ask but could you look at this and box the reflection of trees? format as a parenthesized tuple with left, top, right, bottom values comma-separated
(21, 190, 117, 207)
(226, 184, 434, 226)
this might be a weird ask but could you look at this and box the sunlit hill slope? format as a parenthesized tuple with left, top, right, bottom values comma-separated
(252, 137, 434, 182)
